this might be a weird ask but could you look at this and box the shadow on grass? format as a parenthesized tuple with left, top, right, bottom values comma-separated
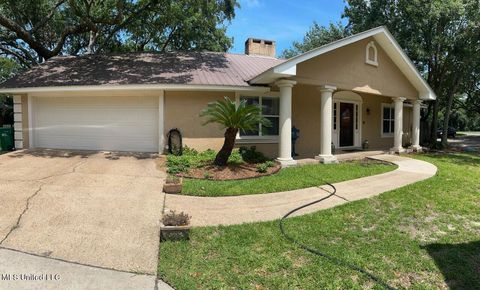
(422, 240, 480, 290)
(423, 152, 480, 167)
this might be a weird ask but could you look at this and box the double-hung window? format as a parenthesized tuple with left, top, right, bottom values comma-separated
(382, 104, 395, 136)
(239, 96, 279, 137)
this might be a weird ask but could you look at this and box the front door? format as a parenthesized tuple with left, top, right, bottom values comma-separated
(339, 102, 354, 147)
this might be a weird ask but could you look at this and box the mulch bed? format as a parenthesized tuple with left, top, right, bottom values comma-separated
(179, 162, 281, 181)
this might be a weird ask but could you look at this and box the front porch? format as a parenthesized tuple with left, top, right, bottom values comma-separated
(274, 81, 423, 166)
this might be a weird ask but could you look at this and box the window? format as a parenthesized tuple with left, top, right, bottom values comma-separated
(382, 104, 395, 136)
(366, 41, 378, 66)
(239, 96, 279, 137)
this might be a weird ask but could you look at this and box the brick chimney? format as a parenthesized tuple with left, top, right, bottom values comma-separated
(245, 38, 276, 57)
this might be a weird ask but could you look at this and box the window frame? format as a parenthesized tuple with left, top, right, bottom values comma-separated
(381, 103, 395, 137)
(366, 41, 378, 67)
(235, 93, 280, 143)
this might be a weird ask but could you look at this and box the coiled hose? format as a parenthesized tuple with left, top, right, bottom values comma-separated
(279, 182, 396, 290)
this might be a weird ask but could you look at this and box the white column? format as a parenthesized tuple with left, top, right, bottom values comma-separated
(159, 90, 165, 153)
(391, 97, 406, 153)
(275, 79, 297, 167)
(411, 99, 422, 151)
(315, 85, 338, 163)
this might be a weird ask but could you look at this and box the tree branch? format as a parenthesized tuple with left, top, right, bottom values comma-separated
(160, 26, 177, 52)
(97, 0, 158, 51)
(31, 0, 67, 34)
(0, 14, 89, 59)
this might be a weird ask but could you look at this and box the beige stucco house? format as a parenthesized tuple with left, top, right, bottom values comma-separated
(0, 27, 436, 165)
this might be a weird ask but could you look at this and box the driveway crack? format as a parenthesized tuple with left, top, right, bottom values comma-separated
(37, 159, 88, 181)
(0, 159, 87, 245)
(0, 184, 44, 245)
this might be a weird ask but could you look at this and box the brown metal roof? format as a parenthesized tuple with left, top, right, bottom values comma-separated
(0, 52, 285, 89)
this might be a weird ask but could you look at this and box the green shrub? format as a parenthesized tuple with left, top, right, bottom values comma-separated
(256, 163, 269, 173)
(228, 149, 244, 165)
(166, 156, 191, 174)
(264, 160, 276, 168)
(239, 146, 269, 163)
(167, 147, 245, 173)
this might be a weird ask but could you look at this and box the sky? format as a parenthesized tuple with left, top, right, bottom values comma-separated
(227, 0, 347, 56)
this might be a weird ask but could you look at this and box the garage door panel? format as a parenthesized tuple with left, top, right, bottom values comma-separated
(33, 96, 159, 152)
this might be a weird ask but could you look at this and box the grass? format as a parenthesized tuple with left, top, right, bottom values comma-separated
(181, 160, 396, 196)
(158, 153, 480, 289)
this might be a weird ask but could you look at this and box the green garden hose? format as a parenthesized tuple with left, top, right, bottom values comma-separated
(279, 182, 396, 290)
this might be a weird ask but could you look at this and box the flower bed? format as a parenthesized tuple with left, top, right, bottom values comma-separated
(166, 146, 279, 181)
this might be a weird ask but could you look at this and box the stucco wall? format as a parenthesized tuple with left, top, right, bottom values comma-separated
(296, 37, 418, 99)
(163, 90, 279, 158)
(361, 93, 395, 150)
(291, 85, 321, 158)
(164, 91, 228, 152)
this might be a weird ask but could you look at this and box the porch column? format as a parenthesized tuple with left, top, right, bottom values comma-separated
(315, 85, 338, 163)
(276, 79, 297, 167)
(411, 99, 422, 151)
(391, 97, 406, 153)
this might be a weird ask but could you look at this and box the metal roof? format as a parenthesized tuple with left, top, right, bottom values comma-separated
(0, 52, 285, 90)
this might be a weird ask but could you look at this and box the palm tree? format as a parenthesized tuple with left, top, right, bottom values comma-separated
(200, 97, 270, 166)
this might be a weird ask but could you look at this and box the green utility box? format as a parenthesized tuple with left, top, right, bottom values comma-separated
(0, 127, 14, 152)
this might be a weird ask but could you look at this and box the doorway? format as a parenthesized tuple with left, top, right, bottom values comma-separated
(339, 102, 354, 147)
(332, 91, 362, 149)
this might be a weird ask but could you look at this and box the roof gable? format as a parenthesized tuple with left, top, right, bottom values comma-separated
(250, 26, 436, 100)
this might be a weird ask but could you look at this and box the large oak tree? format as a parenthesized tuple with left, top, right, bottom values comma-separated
(282, 0, 480, 148)
(0, 0, 238, 66)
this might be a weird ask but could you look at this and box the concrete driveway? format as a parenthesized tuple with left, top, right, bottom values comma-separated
(448, 133, 480, 151)
(0, 149, 166, 275)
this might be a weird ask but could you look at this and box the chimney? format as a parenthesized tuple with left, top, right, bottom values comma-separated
(245, 38, 276, 57)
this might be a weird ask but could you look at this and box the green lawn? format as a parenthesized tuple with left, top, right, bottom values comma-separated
(158, 153, 480, 289)
(181, 160, 396, 196)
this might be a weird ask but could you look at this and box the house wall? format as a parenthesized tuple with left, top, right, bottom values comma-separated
(13, 87, 413, 158)
(163, 90, 279, 158)
(296, 37, 418, 100)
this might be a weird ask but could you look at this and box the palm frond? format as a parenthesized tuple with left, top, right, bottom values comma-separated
(200, 96, 271, 130)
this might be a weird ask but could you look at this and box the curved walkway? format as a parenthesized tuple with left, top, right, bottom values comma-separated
(164, 155, 437, 227)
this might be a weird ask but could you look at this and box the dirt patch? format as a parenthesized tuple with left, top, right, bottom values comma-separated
(179, 162, 281, 180)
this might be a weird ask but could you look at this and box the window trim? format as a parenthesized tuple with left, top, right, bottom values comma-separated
(381, 103, 395, 138)
(235, 94, 280, 142)
(366, 41, 378, 67)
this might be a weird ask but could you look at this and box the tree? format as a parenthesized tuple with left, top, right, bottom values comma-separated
(0, 57, 19, 125)
(0, 0, 238, 68)
(0, 57, 20, 83)
(281, 22, 347, 58)
(343, 0, 480, 147)
(283, 0, 480, 148)
(200, 97, 270, 166)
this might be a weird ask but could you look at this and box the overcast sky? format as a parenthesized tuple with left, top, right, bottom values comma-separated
(227, 0, 346, 56)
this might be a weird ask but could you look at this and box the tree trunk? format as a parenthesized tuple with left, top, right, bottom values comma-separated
(214, 127, 238, 166)
(441, 79, 460, 147)
(429, 99, 440, 147)
(86, 31, 98, 54)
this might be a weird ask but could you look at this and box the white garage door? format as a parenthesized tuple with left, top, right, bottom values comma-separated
(32, 96, 159, 152)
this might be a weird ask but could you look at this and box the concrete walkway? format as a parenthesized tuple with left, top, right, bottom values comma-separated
(165, 155, 437, 227)
(0, 248, 173, 290)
